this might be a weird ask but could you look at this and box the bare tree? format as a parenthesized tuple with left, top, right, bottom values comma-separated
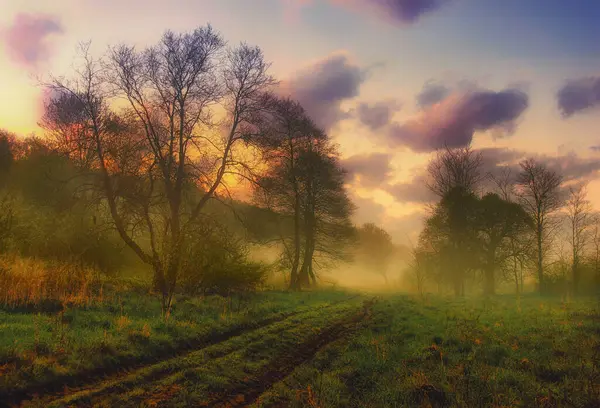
(489, 167, 534, 296)
(566, 184, 594, 295)
(489, 166, 515, 201)
(42, 27, 275, 316)
(590, 216, 600, 293)
(427, 145, 484, 197)
(515, 158, 563, 295)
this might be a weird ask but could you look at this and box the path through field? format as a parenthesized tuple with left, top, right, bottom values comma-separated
(17, 296, 375, 408)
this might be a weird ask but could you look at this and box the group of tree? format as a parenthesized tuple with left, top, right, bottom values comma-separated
(0, 24, 355, 315)
(249, 98, 354, 290)
(412, 145, 600, 297)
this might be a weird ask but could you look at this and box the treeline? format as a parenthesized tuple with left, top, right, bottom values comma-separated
(0, 25, 365, 315)
(410, 146, 600, 297)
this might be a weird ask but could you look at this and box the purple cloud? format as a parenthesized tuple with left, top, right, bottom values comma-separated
(332, 0, 451, 24)
(356, 100, 401, 130)
(388, 88, 529, 152)
(386, 178, 437, 204)
(281, 52, 366, 130)
(416, 82, 450, 108)
(342, 152, 393, 187)
(557, 76, 600, 117)
(3, 13, 63, 68)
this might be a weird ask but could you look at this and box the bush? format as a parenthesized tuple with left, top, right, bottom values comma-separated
(180, 223, 268, 296)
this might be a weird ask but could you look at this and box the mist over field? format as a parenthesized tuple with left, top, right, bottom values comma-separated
(1, 1, 600, 407)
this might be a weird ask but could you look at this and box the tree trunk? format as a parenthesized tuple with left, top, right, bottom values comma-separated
(572, 257, 580, 296)
(537, 224, 544, 295)
(289, 172, 302, 291)
(513, 257, 520, 296)
(453, 277, 463, 297)
(484, 265, 495, 296)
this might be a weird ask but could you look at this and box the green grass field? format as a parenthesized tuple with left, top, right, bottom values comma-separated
(2, 290, 599, 408)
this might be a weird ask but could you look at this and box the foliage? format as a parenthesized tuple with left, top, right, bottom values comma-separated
(179, 221, 268, 296)
(42, 26, 275, 315)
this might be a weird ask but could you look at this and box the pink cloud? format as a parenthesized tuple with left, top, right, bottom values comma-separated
(388, 88, 529, 152)
(3, 13, 63, 68)
(288, 0, 450, 24)
(279, 51, 366, 130)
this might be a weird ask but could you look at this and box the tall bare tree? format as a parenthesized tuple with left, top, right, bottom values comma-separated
(427, 145, 484, 198)
(41, 26, 275, 316)
(591, 216, 600, 293)
(566, 184, 594, 295)
(515, 158, 563, 295)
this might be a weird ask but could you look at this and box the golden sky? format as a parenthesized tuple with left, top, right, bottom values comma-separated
(2, 0, 600, 244)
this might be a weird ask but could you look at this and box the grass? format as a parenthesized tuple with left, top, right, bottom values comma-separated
(2, 284, 600, 407)
(255, 295, 600, 408)
(0, 283, 356, 402)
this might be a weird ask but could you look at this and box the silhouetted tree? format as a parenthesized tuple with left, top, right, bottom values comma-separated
(251, 97, 324, 288)
(427, 145, 484, 198)
(516, 159, 563, 295)
(566, 184, 594, 295)
(477, 193, 532, 295)
(420, 186, 480, 296)
(356, 223, 395, 285)
(295, 141, 354, 289)
(42, 26, 275, 316)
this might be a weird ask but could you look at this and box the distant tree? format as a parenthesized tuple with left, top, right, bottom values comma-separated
(566, 184, 594, 295)
(356, 223, 395, 285)
(419, 186, 480, 296)
(42, 26, 275, 316)
(476, 193, 532, 295)
(427, 145, 484, 198)
(0, 130, 15, 187)
(407, 242, 428, 298)
(516, 159, 563, 295)
(489, 167, 533, 295)
(590, 217, 600, 293)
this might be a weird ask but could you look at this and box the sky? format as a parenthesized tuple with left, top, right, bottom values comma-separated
(1, 0, 600, 245)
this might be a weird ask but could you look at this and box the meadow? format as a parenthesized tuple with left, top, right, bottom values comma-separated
(1, 281, 599, 408)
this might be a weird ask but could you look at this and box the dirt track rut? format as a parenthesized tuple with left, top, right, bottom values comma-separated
(12, 295, 365, 408)
(206, 298, 376, 408)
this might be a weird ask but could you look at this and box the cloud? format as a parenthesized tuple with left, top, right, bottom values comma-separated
(356, 100, 401, 130)
(386, 178, 437, 204)
(557, 76, 600, 117)
(388, 88, 529, 152)
(416, 81, 450, 108)
(331, 0, 451, 24)
(342, 152, 393, 187)
(280, 52, 366, 130)
(2, 13, 63, 68)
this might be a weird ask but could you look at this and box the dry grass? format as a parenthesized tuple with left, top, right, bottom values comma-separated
(0, 256, 102, 308)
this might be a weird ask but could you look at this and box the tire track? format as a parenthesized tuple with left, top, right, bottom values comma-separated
(13, 294, 362, 408)
(205, 298, 376, 408)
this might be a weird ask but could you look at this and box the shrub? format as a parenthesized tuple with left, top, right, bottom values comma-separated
(179, 223, 268, 296)
(0, 256, 102, 309)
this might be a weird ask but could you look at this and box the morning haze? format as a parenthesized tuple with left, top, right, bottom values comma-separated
(0, 1, 599, 407)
